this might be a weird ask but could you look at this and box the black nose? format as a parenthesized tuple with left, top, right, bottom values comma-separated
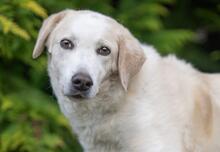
(71, 73, 93, 91)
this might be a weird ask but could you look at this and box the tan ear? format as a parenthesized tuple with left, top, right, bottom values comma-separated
(32, 10, 71, 59)
(118, 28, 146, 91)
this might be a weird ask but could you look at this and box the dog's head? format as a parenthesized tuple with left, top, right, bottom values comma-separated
(33, 10, 146, 99)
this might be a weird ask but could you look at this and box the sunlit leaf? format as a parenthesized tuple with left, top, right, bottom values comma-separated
(210, 50, 220, 61)
(137, 3, 169, 16)
(20, 0, 48, 18)
(0, 15, 30, 40)
(135, 17, 163, 31)
(147, 30, 195, 53)
(1, 97, 13, 111)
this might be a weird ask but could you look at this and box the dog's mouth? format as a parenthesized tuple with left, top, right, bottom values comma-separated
(71, 94, 84, 99)
(69, 94, 87, 99)
(64, 90, 90, 100)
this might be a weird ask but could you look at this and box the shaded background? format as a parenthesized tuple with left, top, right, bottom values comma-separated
(0, 0, 219, 151)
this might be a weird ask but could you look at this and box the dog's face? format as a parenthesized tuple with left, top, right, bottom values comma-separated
(33, 10, 146, 99)
(47, 12, 119, 98)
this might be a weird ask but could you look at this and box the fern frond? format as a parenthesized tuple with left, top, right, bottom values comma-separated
(1, 97, 13, 111)
(0, 15, 12, 33)
(147, 0, 175, 4)
(136, 3, 169, 16)
(0, 15, 30, 40)
(210, 50, 220, 61)
(20, 0, 47, 18)
(196, 8, 220, 30)
(134, 16, 163, 31)
(147, 30, 195, 53)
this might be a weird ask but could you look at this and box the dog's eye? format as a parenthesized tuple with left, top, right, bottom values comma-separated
(60, 39, 74, 50)
(97, 46, 111, 56)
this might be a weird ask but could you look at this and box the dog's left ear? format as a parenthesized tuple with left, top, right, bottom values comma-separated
(118, 27, 146, 91)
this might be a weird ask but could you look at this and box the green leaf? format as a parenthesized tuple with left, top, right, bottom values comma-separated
(136, 3, 169, 16)
(20, 0, 48, 18)
(41, 134, 64, 149)
(135, 16, 163, 31)
(0, 15, 30, 40)
(1, 97, 13, 111)
(196, 8, 220, 30)
(147, 30, 195, 53)
(210, 50, 220, 61)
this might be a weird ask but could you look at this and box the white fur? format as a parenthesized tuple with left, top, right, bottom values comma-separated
(34, 10, 220, 152)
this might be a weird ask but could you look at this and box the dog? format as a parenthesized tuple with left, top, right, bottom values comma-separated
(32, 9, 220, 152)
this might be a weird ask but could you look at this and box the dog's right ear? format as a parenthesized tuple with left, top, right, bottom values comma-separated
(32, 10, 71, 59)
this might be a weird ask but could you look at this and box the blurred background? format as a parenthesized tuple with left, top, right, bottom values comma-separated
(0, 0, 219, 151)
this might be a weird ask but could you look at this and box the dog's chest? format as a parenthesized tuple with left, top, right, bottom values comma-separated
(72, 113, 124, 152)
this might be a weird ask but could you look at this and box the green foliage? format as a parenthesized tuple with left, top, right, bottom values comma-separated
(112, 0, 195, 53)
(146, 30, 195, 53)
(0, 0, 82, 151)
(0, 0, 219, 151)
(0, 59, 82, 151)
(0, 15, 30, 40)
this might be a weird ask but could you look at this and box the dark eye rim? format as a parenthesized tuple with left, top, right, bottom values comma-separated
(60, 39, 74, 50)
(96, 46, 111, 56)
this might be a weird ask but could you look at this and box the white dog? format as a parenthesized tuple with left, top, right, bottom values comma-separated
(33, 9, 220, 152)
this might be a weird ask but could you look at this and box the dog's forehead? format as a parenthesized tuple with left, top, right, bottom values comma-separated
(56, 11, 114, 40)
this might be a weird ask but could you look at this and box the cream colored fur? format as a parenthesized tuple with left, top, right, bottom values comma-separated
(33, 9, 220, 152)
